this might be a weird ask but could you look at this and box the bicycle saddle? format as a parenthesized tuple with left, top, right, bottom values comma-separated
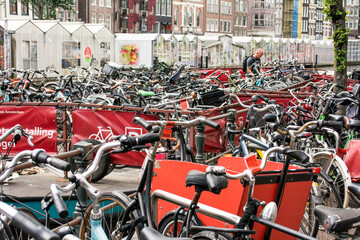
(283, 148, 309, 163)
(186, 170, 228, 194)
(263, 113, 277, 123)
(140, 227, 191, 240)
(348, 183, 360, 201)
(315, 205, 360, 233)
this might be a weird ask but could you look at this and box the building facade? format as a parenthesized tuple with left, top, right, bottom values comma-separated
(234, 0, 248, 36)
(172, 0, 204, 34)
(247, 0, 276, 37)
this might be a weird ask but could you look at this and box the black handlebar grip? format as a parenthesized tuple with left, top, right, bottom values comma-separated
(47, 157, 71, 172)
(133, 133, 160, 146)
(133, 117, 152, 131)
(12, 211, 60, 240)
(319, 120, 343, 129)
(257, 94, 269, 103)
(52, 191, 69, 218)
(297, 106, 309, 113)
(13, 129, 22, 143)
(32, 150, 50, 164)
(54, 70, 59, 74)
(203, 118, 221, 130)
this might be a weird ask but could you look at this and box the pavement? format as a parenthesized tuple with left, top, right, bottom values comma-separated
(1, 166, 140, 198)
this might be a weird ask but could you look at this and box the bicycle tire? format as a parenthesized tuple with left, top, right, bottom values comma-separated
(0, 218, 14, 240)
(284, 75, 304, 86)
(300, 189, 319, 237)
(313, 152, 351, 208)
(9, 207, 38, 240)
(79, 191, 140, 240)
(79, 139, 111, 183)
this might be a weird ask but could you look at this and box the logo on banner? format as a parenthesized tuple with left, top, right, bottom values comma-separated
(125, 127, 143, 137)
(89, 126, 114, 142)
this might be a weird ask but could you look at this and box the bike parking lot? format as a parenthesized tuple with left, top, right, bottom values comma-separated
(1, 62, 360, 240)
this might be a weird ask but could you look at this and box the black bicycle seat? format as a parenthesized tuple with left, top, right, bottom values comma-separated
(315, 205, 360, 233)
(186, 170, 228, 194)
(327, 114, 345, 122)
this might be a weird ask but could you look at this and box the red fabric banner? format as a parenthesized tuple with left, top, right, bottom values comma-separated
(71, 109, 158, 166)
(0, 106, 57, 154)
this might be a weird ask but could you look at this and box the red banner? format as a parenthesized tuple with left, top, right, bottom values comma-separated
(71, 109, 158, 166)
(0, 106, 57, 154)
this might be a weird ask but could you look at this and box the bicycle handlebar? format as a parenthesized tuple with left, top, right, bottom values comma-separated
(0, 124, 34, 147)
(0, 202, 60, 240)
(226, 93, 278, 113)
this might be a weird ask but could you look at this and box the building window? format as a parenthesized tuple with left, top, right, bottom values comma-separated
(91, 0, 96, 5)
(207, 1, 210, 12)
(106, 0, 111, 7)
(224, 2, 228, 14)
(243, 16, 247, 26)
(106, 14, 111, 30)
(61, 41, 80, 69)
(167, 0, 171, 16)
(239, 16, 242, 26)
(122, 0, 128, 8)
(174, 9, 178, 26)
(58, 11, 65, 21)
(254, 14, 264, 26)
(215, 19, 218, 31)
(189, 10, 193, 26)
(10, 0, 17, 15)
(221, 20, 223, 31)
(197, 11, 201, 27)
(240, 1, 243, 11)
(207, 18, 210, 31)
(21, 3, 29, 15)
(183, 11, 188, 26)
(244, 1, 248, 12)
(23, 41, 37, 69)
(236, 0, 239, 11)
(211, 19, 214, 31)
(216, 0, 219, 13)
(229, 2, 232, 14)
(156, 0, 160, 15)
(228, 21, 231, 32)
(161, 0, 166, 15)
(211, 0, 215, 12)
(99, 0, 104, 6)
(99, 14, 104, 24)
(224, 20, 227, 31)
(91, 13, 97, 23)
(235, 15, 238, 26)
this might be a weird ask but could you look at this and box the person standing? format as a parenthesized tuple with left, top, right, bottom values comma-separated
(246, 49, 264, 75)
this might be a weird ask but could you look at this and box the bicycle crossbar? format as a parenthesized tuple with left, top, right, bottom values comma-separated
(151, 189, 241, 226)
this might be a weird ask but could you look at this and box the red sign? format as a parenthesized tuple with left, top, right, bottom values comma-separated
(71, 109, 158, 166)
(84, 47, 91, 59)
(0, 106, 57, 154)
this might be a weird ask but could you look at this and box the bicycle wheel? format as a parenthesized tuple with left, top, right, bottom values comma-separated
(313, 152, 351, 208)
(0, 218, 14, 240)
(300, 190, 319, 237)
(9, 208, 38, 240)
(284, 75, 304, 86)
(264, 80, 288, 91)
(79, 191, 140, 240)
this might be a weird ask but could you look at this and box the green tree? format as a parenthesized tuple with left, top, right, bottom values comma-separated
(20, 0, 75, 20)
(323, 0, 349, 94)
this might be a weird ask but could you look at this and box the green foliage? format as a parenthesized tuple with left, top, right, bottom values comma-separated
(322, 0, 348, 72)
(20, 0, 75, 20)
